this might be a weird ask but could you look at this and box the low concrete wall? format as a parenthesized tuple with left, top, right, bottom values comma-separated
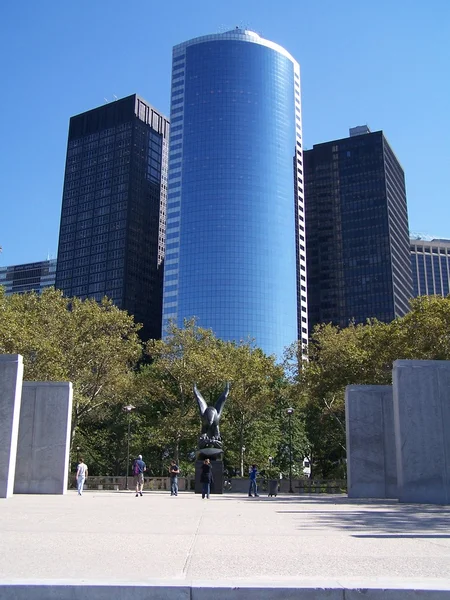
(1, 582, 449, 599)
(74, 476, 191, 491)
(72, 475, 345, 494)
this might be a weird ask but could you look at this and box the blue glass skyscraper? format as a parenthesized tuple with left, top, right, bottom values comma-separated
(162, 29, 307, 358)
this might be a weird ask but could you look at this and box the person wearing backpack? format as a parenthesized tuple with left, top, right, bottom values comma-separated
(132, 454, 146, 497)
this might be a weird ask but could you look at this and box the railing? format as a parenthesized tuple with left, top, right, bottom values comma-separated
(69, 476, 192, 491)
(220, 477, 346, 494)
(293, 479, 346, 494)
(69, 475, 346, 494)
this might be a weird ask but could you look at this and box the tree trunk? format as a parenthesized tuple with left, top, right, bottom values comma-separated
(174, 437, 180, 464)
(239, 421, 245, 476)
(70, 412, 78, 454)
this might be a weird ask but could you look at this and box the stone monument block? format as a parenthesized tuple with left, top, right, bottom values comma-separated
(393, 360, 450, 505)
(345, 385, 397, 498)
(14, 381, 73, 495)
(0, 355, 24, 498)
(195, 459, 223, 495)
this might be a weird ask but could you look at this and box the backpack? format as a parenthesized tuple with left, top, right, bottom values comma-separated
(133, 461, 141, 475)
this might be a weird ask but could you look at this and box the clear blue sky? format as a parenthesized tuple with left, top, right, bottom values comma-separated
(1, 0, 449, 265)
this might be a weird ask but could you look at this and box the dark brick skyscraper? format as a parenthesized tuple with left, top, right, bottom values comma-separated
(56, 95, 169, 339)
(304, 126, 412, 332)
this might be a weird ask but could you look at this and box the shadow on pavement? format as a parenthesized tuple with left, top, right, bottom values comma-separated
(275, 504, 450, 534)
(215, 494, 396, 505)
(353, 534, 450, 538)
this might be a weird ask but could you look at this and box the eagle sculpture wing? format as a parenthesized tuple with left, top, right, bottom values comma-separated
(193, 383, 208, 416)
(215, 382, 230, 418)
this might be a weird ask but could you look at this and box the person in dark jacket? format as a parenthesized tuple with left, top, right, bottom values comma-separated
(248, 464, 259, 497)
(200, 458, 213, 499)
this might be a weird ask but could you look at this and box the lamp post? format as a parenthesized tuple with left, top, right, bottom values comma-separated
(123, 404, 135, 490)
(287, 407, 294, 493)
(76, 446, 80, 462)
(241, 445, 246, 477)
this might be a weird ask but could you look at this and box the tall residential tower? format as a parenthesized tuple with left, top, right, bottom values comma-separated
(162, 29, 306, 358)
(304, 126, 412, 331)
(55, 95, 169, 339)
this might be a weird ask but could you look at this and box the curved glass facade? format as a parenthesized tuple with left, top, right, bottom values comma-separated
(163, 30, 306, 359)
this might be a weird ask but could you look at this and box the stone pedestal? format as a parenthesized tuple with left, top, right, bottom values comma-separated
(345, 385, 397, 498)
(195, 453, 223, 495)
(0, 355, 24, 498)
(14, 381, 73, 495)
(393, 360, 450, 504)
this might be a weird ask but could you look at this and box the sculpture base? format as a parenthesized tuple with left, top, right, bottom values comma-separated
(195, 456, 223, 495)
(197, 447, 223, 460)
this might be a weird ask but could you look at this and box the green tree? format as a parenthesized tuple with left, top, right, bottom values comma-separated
(220, 344, 286, 475)
(292, 294, 450, 478)
(0, 288, 143, 447)
(140, 319, 230, 463)
(139, 320, 292, 477)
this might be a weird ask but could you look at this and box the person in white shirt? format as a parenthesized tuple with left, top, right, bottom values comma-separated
(76, 459, 88, 496)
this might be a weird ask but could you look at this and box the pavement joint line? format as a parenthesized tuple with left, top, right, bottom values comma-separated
(2, 493, 450, 589)
(181, 499, 204, 577)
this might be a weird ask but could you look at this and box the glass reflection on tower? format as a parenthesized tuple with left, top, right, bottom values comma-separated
(162, 29, 306, 358)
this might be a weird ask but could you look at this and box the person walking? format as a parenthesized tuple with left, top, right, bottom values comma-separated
(248, 464, 259, 497)
(132, 454, 146, 497)
(200, 458, 213, 499)
(76, 458, 88, 496)
(169, 460, 180, 496)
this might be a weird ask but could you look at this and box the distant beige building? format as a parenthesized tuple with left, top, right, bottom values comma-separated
(410, 238, 450, 297)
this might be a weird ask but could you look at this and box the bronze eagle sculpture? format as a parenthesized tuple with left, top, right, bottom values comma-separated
(193, 382, 230, 449)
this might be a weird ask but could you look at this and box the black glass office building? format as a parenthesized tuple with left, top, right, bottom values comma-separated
(410, 238, 450, 297)
(162, 29, 306, 358)
(55, 94, 169, 339)
(304, 127, 412, 331)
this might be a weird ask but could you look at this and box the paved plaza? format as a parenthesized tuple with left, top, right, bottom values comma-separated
(1, 490, 450, 598)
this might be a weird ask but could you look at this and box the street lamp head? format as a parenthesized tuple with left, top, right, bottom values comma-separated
(287, 407, 294, 415)
(242, 446, 246, 452)
(123, 404, 135, 413)
(76, 446, 80, 451)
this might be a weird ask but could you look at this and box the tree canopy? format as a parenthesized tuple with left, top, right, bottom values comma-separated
(2, 284, 448, 480)
(292, 295, 450, 478)
(0, 287, 143, 446)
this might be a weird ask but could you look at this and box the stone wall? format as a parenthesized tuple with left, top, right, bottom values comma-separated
(345, 359, 450, 505)
(14, 382, 73, 495)
(0, 355, 23, 498)
(345, 385, 397, 498)
(393, 360, 450, 504)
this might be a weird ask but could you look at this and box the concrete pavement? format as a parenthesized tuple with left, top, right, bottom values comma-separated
(1, 490, 450, 598)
